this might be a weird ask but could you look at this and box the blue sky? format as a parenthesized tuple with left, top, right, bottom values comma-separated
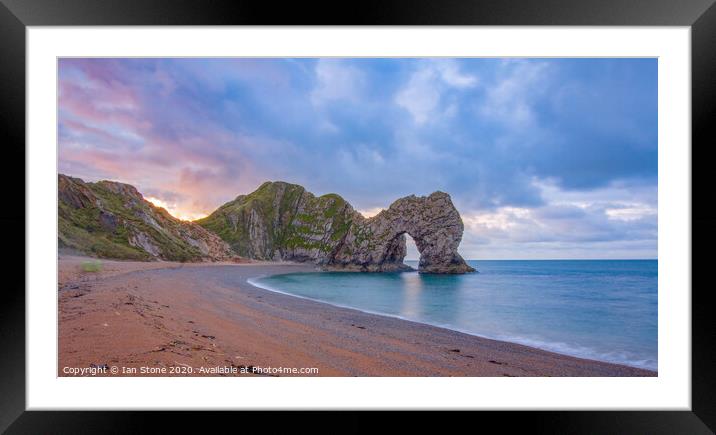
(58, 58, 657, 259)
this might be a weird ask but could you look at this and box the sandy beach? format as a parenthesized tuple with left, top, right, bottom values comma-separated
(58, 255, 656, 377)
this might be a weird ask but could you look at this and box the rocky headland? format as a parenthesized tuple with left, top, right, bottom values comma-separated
(59, 175, 475, 274)
(58, 174, 234, 262)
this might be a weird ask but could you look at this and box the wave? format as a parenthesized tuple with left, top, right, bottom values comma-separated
(246, 276, 657, 371)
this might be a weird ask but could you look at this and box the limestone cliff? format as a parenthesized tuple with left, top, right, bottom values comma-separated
(58, 175, 474, 273)
(331, 192, 475, 274)
(196, 181, 354, 262)
(58, 174, 235, 262)
(198, 181, 475, 274)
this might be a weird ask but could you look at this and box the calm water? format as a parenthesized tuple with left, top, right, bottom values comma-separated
(249, 260, 657, 370)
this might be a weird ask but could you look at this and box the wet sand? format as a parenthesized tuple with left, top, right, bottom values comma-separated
(58, 256, 656, 377)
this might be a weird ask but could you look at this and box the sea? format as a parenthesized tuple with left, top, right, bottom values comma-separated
(249, 260, 657, 370)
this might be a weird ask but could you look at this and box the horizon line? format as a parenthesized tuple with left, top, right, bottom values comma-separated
(403, 258, 657, 261)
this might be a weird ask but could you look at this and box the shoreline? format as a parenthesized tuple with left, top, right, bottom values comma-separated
(246, 274, 655, 371)
(58, 256, 657, 377)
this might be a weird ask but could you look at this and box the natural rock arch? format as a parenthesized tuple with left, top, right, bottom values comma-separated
(197, 181, 475, 274)
(329, 192, 475, 274)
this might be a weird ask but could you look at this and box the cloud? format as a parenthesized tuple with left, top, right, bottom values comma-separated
(311, 59, 364, 105)
(478, 59, 548, 129)
(395, 67, 441, 124)
(434, 59, 478, 88)
(395, 59, 478, 125)
(58, 58, 657, 258)
(456, 179, 657, 259)
(605, 205, 657, 222)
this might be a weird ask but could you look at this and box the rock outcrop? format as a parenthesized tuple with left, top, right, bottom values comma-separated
(331, 192, 475, 274)
(58, 174, 235, 262)
(59, 175, 474, 273)
(198, 181, 475, 274)
(196, 181, 356, 262)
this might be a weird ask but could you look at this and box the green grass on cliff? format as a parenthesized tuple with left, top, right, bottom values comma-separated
(196, 182, 306, 258)
(196, 181, 357, 258)
(58, 219, 150, 260)
(60, 176, 366, 262)
(58, 175, 205, 262)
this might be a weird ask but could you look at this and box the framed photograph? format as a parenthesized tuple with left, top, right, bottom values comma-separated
(3, 0, 714, 431)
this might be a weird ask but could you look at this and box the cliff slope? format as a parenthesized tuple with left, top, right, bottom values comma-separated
(197, 181, 474, 273)
(58, 174, 234, 262)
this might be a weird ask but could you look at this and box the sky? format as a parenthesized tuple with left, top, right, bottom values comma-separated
(58, 58, 657, 260)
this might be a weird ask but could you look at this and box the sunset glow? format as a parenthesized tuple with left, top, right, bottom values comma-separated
(358, 207, 384, 218)
(145, 196, 208, 222)
(59, 58, 657, 259)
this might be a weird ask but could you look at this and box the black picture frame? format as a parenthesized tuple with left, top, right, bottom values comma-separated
(1, 0, 713, 432)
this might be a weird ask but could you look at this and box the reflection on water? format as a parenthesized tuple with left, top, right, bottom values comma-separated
(249, 260, 658, 370)
(399, 272, 423, 317)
